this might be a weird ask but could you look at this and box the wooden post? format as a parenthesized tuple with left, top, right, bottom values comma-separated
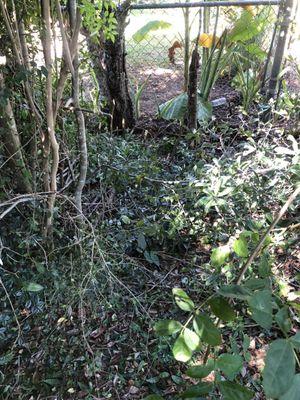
(267, 0, 293, 99)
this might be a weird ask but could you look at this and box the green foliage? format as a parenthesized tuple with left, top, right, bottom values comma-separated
(210, 245, 230, 267)
(185, 361, 214, 379)
(209, 297, 235, 321)
(154, 320, 182, 336)
(23, 282, 44, 292)
(172, 288, 195, 312)
(133, 20, 172, 43)
(193, 314, 222, 346)
(159, 92, 212, 124)
(181, 382, 213, 397)
(219, 381, 253, 400)
(263, 339, 295, 398)
(172, 334, 193, 362)
(80, 0, 117, 42)
(248, 289, 273, 329)
(216, 353, 243, 379)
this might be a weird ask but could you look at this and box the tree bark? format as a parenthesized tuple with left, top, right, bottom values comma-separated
(104, 0, 135, 130)
(0, 72, 32, 193)
(187, 49, 199, 129)
(40, 0, 59, 237)
(68, 0, 88, 215)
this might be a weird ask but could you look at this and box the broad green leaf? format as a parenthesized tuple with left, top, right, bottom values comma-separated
(217, 353, 243, 380)
(263, 339, 295, 398)
(196, 96, 213, 122)
(244, 278, 269, 291)
(137, 233, 147, 250)
(144, 250, 160, 266)
(181, 382, 213, 398)
(279, 374, 300, 400)
(154, 320, 182, 336)
(229, 11, 262, 43)
(244, 43, 266, 60)
(219, 284, 252, 300)
(172, 334, 192, 362)
(233, 236, 249, 258)
(159, 92, 212, 123)
(193, 314, 221, 346)
(172, 288, 195, 312)
(23, 282, 44, 292)
(219, 381, 253, 400)
(183, 328, 200, 351)
(185, 361, 214, 379)
(248, 289, 272, 329)
(133, 20, 171, 43)
(258, 253, 272, 277)
(290, 331, 300, 350)
(159, 93, 188, 122)
(209, 297, 235, 321)
(275, 307, 292, 335)
(210, 245, 231, 267)
(143, 396, 165, 400)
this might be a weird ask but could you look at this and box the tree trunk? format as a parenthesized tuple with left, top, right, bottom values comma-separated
(187, 48, 199, 129)
(0, 72, 32, 193)
(40, 0, 59, 237)
(83, 28, 109, 100)
(68, 0, 88, 215)
(104, 0, 135, 130)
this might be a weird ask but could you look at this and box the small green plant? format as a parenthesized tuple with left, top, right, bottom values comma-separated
(146, 184, 300, 399)
(232, 64, 261, 112)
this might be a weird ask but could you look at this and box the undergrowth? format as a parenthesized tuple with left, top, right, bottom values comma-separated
(0, 118, 299, 399)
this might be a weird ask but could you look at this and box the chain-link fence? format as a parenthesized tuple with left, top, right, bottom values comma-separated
(125, 0, 281, 116)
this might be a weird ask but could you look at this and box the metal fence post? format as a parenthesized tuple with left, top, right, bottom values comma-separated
(267, 0, 294, 99)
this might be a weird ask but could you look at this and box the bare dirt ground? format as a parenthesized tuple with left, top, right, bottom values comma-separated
(127, 62, 300, 118)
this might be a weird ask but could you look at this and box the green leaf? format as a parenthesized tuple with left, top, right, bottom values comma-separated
(263, 339, 295, 398)
(209, 297, 235, 321)
(244, 278, 269, 291)
(154, 320, 182, 336)
(143, 396, 165, 400)
(159, 92, 212, 123)
(211, 245, 230, 267)
(185, 361, 214, 379)
(121, 215, 131, 224)
(279, 374, 300, 400)
(172, 334, 192, 362)
(172, 288, 195, 312)
(258, 253, 272, 277)
(219, 284, 252, 300)
(233, 236, 249, 258)
(275, 307, 292, 335)
(196, 96, 213, 122)
(159, 93, 188, 122)
(144, 250, 160, 267)
(244, 43, 267, 60)
(137, 233, 147, 250)
(23, 282, 44, 292)
(133, 20, 172, 43)
(290, 332, 300, 350)
(248, 289, 272, 329)
(193, 314, 221, 346)
(219, 381, 253, 400)
(181, 382, 213, 398)
(217, 353, 243, 380)
(228, 11, 261, 42)
(183, 328, 200, 351)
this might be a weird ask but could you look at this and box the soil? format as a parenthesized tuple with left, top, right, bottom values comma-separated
(127, 61, 300, 119)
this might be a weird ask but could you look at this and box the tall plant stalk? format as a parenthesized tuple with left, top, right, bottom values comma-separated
(69, 0, 88, 215)
(40, 0, 59, 237)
